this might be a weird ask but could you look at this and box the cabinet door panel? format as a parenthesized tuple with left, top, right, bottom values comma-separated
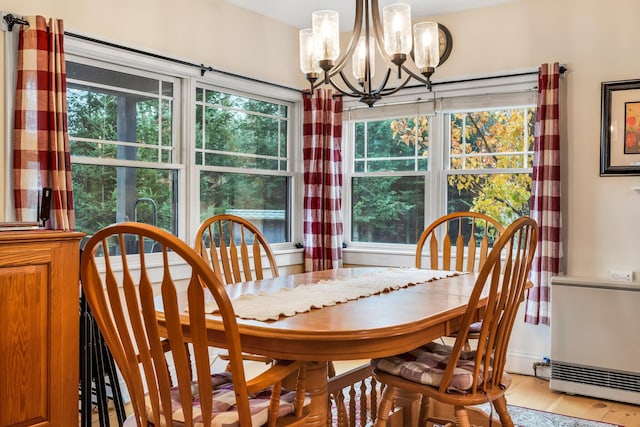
(0, 232, 82, 427)
(0, 263, 50, 425)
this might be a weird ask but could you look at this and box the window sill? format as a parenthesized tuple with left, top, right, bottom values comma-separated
(343, 246, 416, 267)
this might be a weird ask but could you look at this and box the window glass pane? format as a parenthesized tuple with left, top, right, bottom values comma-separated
(67, 62, 159, 95)
(136, 98, 160, 144)
(203, 153, 279, 170)
(355, 122, 365, 159)
(67, 60, 179, 243)
(197, 88, 288, 172)
(161, 99, 173, 147)
(199, 171, 289, 243)
(204, 90, 286, 117)
(162, 81, 173, 97)
(67, 61, 175, 165)
(447, 172, 531, 226)
(367, 118, 415, 158)
(363, 158, 417, 172)
(279, 121, 287, 163)
(353, 117, 429, 172)
(450, 109, 533, 170)
(415, 116, 429, 159)
(195, 104, 203, 151)
(527, 107, 536, 152)
(351, 176, 424, 244)
(417, 157, 428, 171)
(67, 87, 118, 142)
(72, 164, 178, 236)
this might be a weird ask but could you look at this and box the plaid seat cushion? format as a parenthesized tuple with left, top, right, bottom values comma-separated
(469, 321, 483, 334)
(145, 372, 310, 426)
(371, 341, 492, 393)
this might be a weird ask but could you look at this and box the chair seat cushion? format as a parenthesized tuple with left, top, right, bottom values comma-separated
(145, 372, 310, 427)
(468, 321, 483, 334)
(371, 341, 492, 393)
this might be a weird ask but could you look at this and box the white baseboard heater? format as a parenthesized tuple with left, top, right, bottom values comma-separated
(550, 276, 640, 405)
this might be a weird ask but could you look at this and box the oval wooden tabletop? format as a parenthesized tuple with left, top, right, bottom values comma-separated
(171, 267, 483, 361)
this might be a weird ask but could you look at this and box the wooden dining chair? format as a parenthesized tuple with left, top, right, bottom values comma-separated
(417, 211, 506, 350)
(194, 214, 279, 286)
(372, 216, 538, 427)
(416, 211, 505, 272)
(194, 214, 279, 366)
(80, 222, 310, 426)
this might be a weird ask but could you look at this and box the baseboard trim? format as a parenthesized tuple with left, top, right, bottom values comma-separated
(506, 350, 547, 376)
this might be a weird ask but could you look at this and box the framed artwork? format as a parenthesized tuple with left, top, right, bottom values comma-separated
(601, 79, 640, 175)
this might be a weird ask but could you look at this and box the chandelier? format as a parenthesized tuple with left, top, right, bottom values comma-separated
(299, 0, 452, 107)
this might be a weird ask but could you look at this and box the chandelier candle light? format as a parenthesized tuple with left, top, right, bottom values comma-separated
(299, 0, 452, 107)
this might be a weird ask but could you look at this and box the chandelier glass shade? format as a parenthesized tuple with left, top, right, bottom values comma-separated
(299, 0, 452, 107)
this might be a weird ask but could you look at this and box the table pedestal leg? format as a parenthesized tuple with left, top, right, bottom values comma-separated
(302, 361, 329, 427)
(427, 399, 503, 426)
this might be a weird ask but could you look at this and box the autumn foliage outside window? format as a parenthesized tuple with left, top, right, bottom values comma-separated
(350, 104, 535, 245)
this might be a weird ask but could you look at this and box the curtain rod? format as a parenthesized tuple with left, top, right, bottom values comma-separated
(334, 65, 567, 101)
(63, 31, 304, 94)
(66, 29, 567, 97)
(2, 13, 29, 31)
(2, 13, 300, 94)
(430, 65, 567, 88)
(330, 65, 567, 101)
(342, 65, 567, 96)
(6, 13, 566, 99)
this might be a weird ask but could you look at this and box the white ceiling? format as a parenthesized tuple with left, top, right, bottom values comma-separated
(224, 0, 522, 29)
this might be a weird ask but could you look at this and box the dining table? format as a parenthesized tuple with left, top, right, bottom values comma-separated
(158, 266, 497, 427)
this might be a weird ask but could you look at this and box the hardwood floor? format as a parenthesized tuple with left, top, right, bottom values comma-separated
(93, 361, 640, 426)
(504, 372, 640, 426)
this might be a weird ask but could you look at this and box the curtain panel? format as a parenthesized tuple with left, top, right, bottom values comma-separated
(525, 62, 563, 325)
(12, 16, 74, 230)
(302, 89, 344, 272)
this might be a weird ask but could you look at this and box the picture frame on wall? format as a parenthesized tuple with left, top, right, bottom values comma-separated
(601, 79, 640, 175)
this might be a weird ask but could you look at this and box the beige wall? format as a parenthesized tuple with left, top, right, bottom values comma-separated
(0, 0, 304, 86)
(2, 0, 639, 373)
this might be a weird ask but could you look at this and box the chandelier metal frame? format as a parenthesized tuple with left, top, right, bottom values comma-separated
(300, 0, 453, 107)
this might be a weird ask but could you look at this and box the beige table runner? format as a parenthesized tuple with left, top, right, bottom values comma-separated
(214, 268, 461, 321)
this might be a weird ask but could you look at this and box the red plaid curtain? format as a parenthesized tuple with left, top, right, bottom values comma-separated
(525, 62, 563, 325)
(303, 89, 344, 271)
(13, 16, 74, 230)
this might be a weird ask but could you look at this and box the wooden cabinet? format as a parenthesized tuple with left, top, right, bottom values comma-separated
(0, 231, 84, 426)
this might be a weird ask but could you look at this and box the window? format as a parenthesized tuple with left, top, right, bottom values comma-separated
(67, 60, 181, 238)
(345, 86, 537, 248)
(195, 87, 292, 243)
(446, 107, 535, 225)
(351, 117, 428, 244)
(61, 37, 301, 256)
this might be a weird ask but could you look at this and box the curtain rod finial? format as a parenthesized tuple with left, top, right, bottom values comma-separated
(200, 64, 214, 77)
(2, 13, 29, 31)
(559, 64, 568, 77)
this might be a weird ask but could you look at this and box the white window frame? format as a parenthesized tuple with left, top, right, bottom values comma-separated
(342, 74, 538, 267)
(3, 22, 20, 219)
(194, 73, 303, 255)
(66, 54, 185, 234)
(193, 82, 297, 247)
